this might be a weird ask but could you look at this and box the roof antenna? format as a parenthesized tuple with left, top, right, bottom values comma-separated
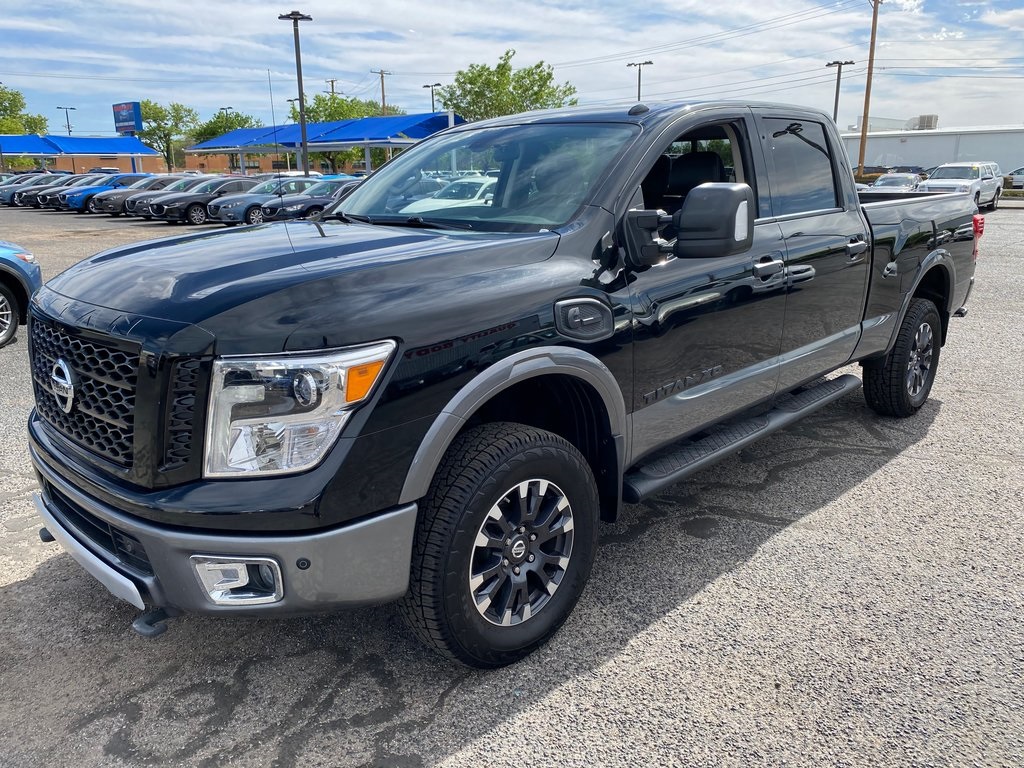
(628, 103, 650, 116)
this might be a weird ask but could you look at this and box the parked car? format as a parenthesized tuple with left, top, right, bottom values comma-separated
(57, 174, 151, 213)
(260, 178, 361, 221)
(871, 173, 922, 192)
(917, 162, 1002, 210)
(1007, 166, 1024, 189)
(0, 240, 42, 348)
(91, 175, 187, 216)
(0, 174, 61, 205)
(208, 176, 323, 225)
(888, 165, 927, 175)
(399, 176, 497, 214)
(150, 176, 260, 224)
(124, 176, 215, 218)
(19, 174, 106, 208)
(26, 101, 982, 667)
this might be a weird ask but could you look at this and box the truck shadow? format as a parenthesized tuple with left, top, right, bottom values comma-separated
(0, 394, 938, 767)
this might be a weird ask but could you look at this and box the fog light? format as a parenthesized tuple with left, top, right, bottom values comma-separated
(190, 555, 284, 606)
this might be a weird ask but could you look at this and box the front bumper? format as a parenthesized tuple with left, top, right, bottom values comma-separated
(31, 443, 418, 615)
(94, 197, 124, 214)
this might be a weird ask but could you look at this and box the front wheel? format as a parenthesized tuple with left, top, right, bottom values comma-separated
(863, 298, 942, 417)
(186, 204, 207, 225)
(401, 422, 599, 668)
(0, 282, 20, 348)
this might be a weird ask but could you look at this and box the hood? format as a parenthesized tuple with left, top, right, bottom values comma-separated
(43, 219, 560, 351)
(64, 184, 116, 198)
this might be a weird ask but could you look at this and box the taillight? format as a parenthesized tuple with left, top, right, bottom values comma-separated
(973, 214, 985, 238)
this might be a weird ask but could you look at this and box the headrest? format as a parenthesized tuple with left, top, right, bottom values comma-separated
(667, 151, 725, 196)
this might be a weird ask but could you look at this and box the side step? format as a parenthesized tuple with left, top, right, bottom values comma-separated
(622, 373, 862, 503)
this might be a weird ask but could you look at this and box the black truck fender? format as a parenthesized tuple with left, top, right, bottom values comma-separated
(399, 345, 628, 521)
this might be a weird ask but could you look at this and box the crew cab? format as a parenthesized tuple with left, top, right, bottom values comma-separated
(27, 102, 981, 667)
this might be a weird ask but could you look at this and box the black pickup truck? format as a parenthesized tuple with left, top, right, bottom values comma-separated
(27, 102, 982, 667)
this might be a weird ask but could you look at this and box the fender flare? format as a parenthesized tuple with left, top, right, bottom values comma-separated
(399, 346, 627, 505)
(879, 249, 956, 358)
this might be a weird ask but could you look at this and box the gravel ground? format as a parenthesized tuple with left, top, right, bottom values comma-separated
(0, 205, 1021, 768)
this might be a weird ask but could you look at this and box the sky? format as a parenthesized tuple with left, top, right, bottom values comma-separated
(1, 0, 1022, 138)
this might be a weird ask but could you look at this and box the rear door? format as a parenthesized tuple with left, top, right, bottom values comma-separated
(752, 110, 871, 390)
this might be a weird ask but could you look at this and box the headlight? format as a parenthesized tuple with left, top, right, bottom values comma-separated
(165, 201, 185, 209)
(956, 185, 969, 193)
(204, 341, 396, 478)
(284, 203, 306, 211)
(220, 201, 243, 209)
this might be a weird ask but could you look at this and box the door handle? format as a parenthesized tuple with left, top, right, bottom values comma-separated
(846, 239, 869, 258)
(753, 258, 784, 278)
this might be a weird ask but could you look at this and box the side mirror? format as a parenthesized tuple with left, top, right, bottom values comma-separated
(673, 183, 755, 259)
(982, 175, 994, 181)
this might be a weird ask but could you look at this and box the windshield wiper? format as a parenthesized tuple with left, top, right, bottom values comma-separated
(328, 210, 372, 224)
(396, 216, 473, 230)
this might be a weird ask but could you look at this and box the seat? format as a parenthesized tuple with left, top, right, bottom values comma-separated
(640, 154, 672, 210)
(661, 151, 726, 213)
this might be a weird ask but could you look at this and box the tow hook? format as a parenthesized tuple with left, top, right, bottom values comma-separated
(132, 608, 172, 638)
(39, 527, 55, 543)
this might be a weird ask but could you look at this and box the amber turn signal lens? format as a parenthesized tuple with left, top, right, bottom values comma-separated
(346, 360, 386, 402)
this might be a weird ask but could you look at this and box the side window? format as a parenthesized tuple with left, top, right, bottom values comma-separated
(637, 119, 759, 216)
(762, 118, 838, 216)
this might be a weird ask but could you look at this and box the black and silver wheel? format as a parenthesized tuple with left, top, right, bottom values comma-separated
(0, 282, 20, 348)
(304, 205, 323, 218)
(244, 206, 264, 225)
(989, 190, 1000, 211)
(863, 297, 941, 417)
(402, 422, 599, 667)
(86, 196, 101, 214)
(12, 192, 23, 206)
(186, 204, 207, 225)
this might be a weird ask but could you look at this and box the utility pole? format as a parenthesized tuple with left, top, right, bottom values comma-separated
(857, 0, 881, 177)
(372, 69, 392, 115)
(627, 61, 653, 102)
(826, 60, 855, 123)
(57, 106, 77, 173)
(325, 78, 340, 96)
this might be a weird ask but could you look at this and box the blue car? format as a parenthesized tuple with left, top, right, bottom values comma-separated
(0, 241, 43, 348)
(58, 173, 150, 213)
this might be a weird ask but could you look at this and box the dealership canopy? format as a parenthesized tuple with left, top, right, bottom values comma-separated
(187, 112, 465, 154)
(0, 134, 159, 157)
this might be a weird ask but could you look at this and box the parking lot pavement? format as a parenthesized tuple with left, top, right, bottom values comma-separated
(0, 206, 1021, 767)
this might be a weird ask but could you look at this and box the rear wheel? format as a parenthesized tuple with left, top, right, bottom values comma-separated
(989, 190, 1000, 211)
(401, 422, 599, 668)
(863, 298, 941, 417)
(186, 204, 207, 225)
(0, 282, 20, 348)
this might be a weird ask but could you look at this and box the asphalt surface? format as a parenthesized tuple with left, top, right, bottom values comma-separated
(0, 205, 1021, 767)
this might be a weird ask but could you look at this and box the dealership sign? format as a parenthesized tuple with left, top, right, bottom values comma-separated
(112, 102, 143, 134)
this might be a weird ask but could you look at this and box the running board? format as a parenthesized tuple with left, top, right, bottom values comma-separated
(622, 373, 862, 503)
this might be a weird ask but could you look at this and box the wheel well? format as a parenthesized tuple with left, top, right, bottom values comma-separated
(912, 266, 950, 344)
(0, 273, 29, 324)
(465, 374, 620, 522)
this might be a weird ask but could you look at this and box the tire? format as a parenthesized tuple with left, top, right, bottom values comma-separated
(304, 206, 323, 218)
(86, 197, 100, 214)
(401, 422, 599, 668)
(973, 192, 981, 210)
(989, 190, 1000, 211)
(186, 204, 207, 225)
(142, 215, 152, 220)
(0, 282, 20, 349)
(244, 206, 264, 225)
(863, 298, 941, 417)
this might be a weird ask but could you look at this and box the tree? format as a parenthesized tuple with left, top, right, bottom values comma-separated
(138, 100, 199, 171)
(436, 49, 577, 122)
(287, 94, 405, 172)
(0, 84, 48, 135)
(189, 110, 263, 146)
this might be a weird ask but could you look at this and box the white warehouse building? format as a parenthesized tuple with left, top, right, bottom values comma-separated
(842, 125, 1024, 174)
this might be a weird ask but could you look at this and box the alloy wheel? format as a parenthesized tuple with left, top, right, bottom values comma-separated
(468, 478, 574, 627)
(0, 293, 12, 338)
(906, 321, 934, 397)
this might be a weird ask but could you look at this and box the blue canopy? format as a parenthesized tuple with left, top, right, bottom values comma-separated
(186, 113, 465, 152)
(0, 134, 158, 156)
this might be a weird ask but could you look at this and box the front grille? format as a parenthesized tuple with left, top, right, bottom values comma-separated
(162, 358, 201, 471)
(150, 203, 166, 215)
(30, 313, 139, 467)
(207, 204, 220, 215)
(44, 480, 153, 576)
(125, 199, 137, 211)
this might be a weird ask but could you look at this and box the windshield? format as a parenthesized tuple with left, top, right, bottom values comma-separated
(930, 166, 980, 180)
(127, 176, 161, 189)
(248, 179, 283, 195)
(304, 180, 346, 196)
(164, 177, 205, 192)
(190, 179, 226, 194)
(874, 175, 916, 186)
(337, 122, 640, 232)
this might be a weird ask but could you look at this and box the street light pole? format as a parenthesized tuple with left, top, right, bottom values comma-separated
(826, 61, 855, 123)
(278, 10, 312, 176)
(57, 105, 77, 172)
(422, 82, 441, 112)
(626, 61, 653, 102)
(857, 0, 882, 177)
